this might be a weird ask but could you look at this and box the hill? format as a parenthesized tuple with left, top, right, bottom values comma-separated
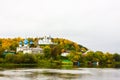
(0, 37, 88, 57)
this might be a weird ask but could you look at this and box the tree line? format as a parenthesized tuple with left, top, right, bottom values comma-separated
(0, 37, 120, 66)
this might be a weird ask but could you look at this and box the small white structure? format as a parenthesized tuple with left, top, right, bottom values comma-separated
(61, 52, 70, 57)
(96, 62, 99, 66)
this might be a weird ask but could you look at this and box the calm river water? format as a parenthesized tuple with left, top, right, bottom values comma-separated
(0, 68, 120, 80)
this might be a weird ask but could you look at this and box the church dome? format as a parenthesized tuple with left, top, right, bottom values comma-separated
(30, 40, 33, 45)
(24, 39, 29, 45)
(19, 41, 22, 45)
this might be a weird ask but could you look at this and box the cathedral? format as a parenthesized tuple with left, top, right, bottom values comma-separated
(16, 35, 56, 54)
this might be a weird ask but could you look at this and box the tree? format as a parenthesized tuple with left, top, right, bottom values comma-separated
(5, 53, 15, 63)
(22, 53, 37, 63)
(10, 41, 19, 50)
(105, 52, 114, 64)
(51, 45, 62, 59)
(113, 53, 120, 62)
(13, 53, 24, 63)
(43, 46, 51, 58)
(86, 51, 95, 62)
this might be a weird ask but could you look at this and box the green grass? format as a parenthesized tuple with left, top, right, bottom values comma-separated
(61, 60, 73, 65)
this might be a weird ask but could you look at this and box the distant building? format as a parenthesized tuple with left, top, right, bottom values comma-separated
(38, 35, 56, 45)
(16, 39, 43, 54)
(61, 52, 70, 57)
(16, 35, 57, 54)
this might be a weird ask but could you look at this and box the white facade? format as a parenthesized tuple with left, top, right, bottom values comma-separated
(16, 46, 43, 54)
(16, 36, 56, 54)
(16, 39, 43, 54)
(38, 36, 56, 45)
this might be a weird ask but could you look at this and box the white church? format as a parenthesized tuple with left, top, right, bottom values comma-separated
(38, 35, 56, 45)
(16, 35, 56, 54)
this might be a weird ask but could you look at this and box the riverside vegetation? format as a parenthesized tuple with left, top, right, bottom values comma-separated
(0, 37, 120, 68)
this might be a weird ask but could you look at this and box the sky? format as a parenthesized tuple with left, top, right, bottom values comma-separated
(0, 0, 120, 53)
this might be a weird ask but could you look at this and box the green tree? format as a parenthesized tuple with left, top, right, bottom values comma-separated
(22, 53, 37, 63)
(43, 46, 51, 58)
(94, 51, 106, 64)
(105, 52, 114, 64)
(86, 51, 95, 62)
(5, 53, 14, 63)
(13, 53, 24, 63)
(113, 53, 120, 62)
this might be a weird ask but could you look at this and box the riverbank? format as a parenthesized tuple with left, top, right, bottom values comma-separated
(0, 62, 120, 69)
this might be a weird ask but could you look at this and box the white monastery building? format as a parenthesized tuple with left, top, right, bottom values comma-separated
(16, 35, 56, 54)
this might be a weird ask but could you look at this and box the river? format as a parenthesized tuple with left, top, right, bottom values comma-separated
(0, 68, 120, 80)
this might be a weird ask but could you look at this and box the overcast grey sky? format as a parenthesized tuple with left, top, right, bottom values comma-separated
(0, 0, 120, 53)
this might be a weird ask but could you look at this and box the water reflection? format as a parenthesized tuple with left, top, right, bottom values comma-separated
(0, 68, 120, 80)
